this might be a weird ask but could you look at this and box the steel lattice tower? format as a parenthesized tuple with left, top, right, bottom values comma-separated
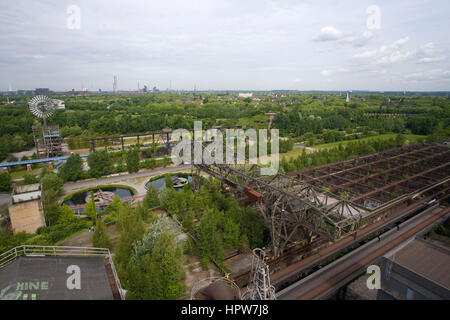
(243, 248, 276, 300)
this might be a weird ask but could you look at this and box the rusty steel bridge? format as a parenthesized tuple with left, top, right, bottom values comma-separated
(194, 141, 450, 257)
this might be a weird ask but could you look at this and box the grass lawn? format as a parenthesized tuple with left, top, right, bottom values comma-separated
(9, 167, 40, 180)
(280, 147, 314, 160)
(279, 133, 426, 160)
(313, 133, 426, 150)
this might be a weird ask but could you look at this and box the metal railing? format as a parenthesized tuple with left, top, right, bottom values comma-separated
(0, 245, 125, 300)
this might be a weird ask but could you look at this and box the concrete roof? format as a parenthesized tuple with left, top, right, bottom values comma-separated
(12, 191, 41, 204)
(8, 200, 45, 234)
(0, 256, 114, 300)
(14, 183, 40, 194)
(387, 238, 450, 290)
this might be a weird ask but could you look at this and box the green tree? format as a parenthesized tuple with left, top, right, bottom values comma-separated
(197, 208, 224, 269)
(162, 157, 171, 168)
(102, 195, 121, 217)
(124, 255, 151, 300)
(41, 173, 64, 194)
(144, 184, 159, 209)
(88, 150, 113, 178)
(23, 174, 39, 185)
(145, 231, 185, 299)
(43, 189, 61, 226)
(59, 153, 83, 182)
(93, 219, 111, 249)
(114, 205, 145, 283)
(182, 209, 195, 233)
(223, 216, 240, 248)
(126, 148, 140, 174)
(84, 191, 97, 220)
(57, 204, 77, 224)
(158, 185, 171, 210)
(134, 201, 148, 220)
(0, 173, 11, 192)
(164, 175, 173, 188)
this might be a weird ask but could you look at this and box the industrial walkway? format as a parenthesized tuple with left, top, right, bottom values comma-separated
(276, 205, 450, 299)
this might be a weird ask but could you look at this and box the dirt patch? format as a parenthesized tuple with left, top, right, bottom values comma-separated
(183, 255, 221, 299)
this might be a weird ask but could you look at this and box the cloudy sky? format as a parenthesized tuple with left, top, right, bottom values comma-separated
(0, 0, 449, 91)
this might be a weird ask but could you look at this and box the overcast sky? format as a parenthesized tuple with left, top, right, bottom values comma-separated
(1, 0, 449, 91)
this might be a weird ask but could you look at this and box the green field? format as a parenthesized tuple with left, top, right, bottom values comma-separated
(280, 133, 426, 160)
(9, 167, 40, 180)
(314, 133, 426, 150)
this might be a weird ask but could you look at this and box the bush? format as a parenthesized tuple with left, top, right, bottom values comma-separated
(59, 153, 83, 182)
(126, 148, 140, 174)
(23, 174, 39, 185)
(0, 173, 11, 192)
(93, 219, 111, 249)
(41, 173, 63, 194)
(88, 150, 113, 178)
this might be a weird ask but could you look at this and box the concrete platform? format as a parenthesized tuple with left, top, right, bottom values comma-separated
(0, 256, 114, 300)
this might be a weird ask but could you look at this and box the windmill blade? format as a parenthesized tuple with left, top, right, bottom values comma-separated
(28, 95, 57, 119)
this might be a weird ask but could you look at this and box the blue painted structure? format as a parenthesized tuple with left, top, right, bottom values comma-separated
(0, 144, 168, 168)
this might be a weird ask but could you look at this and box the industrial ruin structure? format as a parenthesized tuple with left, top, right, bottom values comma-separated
(29, 95, 63, 158)
(194, 140, 450, 258)
(32, 124, 63, 158)
(242, 249, 276, 300)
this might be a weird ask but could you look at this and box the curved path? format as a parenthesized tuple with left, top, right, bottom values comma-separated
(63, 164, 191, 196)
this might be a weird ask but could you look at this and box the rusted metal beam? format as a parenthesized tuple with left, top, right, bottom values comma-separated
(330, 149, 450, 193)
(304, 144, 437, 183)
(351, 162, 450, 203)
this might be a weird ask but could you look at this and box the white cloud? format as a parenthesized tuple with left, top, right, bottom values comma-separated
(321, 68, 349, 77)
(354, 50, 377, 58)
(375, 37, 413, 65)
(404, 69, 450, 81)
(314, 26, 373, 47)
(415, 42, 445, 63)
(418, 56, 445, 63)
(393, 37, 410, 46)
(1, 1, 449, 91)
(377, 50, 412, 65)
(315, 26, 344, 41)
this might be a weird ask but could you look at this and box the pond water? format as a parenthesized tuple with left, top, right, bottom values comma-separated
(64, 187, 134, 213)
(145, 175, 193, 191)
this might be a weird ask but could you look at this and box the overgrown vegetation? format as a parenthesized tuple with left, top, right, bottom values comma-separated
(1, 93, 448, 163)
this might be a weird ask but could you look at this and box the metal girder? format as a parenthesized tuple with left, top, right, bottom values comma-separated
(351, 162, 450, 203)
(329, 149, 450, 193)
(195, 163, 364, 256)
(194, 141, 449, 257)
(303, 144, 436, 184)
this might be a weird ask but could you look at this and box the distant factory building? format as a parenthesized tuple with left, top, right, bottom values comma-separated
(346, 90, 352, 102)
(35, 88, 51, 95)
(52, 99, 65, 109)
(113, 75, 118, 93)
(239, 92, 253, 98)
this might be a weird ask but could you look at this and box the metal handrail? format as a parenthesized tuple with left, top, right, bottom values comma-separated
(0, 245, 125, 300)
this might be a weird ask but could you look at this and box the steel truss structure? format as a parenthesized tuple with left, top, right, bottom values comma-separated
(32, 124, 63, 158)
(242, 249, 276, 300)
(85, 129, 173, 152)
(290, 142, 450, 209)
(194, 141, 450, 257)
(195, 162, 366, 257)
